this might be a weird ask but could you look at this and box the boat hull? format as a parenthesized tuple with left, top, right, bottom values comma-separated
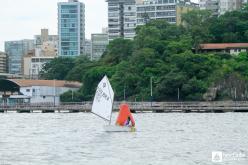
(104, 125, 136, 132)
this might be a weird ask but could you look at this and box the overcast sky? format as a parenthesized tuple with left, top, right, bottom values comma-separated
(0, 0, 108, 51)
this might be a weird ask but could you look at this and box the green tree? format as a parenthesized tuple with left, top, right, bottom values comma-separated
(40, 57, 75, 80)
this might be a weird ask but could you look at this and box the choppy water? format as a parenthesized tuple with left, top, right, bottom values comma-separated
(0, 112, 247, 165)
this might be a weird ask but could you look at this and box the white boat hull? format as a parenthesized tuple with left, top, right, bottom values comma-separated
(104, 125, 136, 132)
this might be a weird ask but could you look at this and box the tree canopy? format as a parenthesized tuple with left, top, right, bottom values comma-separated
(41, 7, 248, 102)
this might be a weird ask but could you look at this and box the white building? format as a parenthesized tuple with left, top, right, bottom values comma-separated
(137, 0, 177, 26)
(219, 0, 242, 15)
(199, 0, 219, 16)
(106, 0, 137, 40)
(200, 0, 243, 16)
(0, 79, 82, 105)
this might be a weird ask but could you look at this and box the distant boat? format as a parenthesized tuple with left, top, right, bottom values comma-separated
(91, 75, 136, 132)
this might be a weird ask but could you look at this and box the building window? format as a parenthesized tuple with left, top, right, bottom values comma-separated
(26, 89, 30, 92)
(128, 6, 131, 10)
(43, 96, 46, 99)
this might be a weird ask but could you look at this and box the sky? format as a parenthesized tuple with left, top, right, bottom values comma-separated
(0, 0, 108, 51)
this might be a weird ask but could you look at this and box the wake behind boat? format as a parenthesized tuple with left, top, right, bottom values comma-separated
(91, 75, 136, 132)
(104, 125, 136, 132)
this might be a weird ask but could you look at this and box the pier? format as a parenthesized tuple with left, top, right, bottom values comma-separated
(1, 101, 248, 113)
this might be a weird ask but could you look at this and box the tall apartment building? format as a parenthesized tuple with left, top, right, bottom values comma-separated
(5, 40, 34, 75)
(136, 0, 177, 26)
(219, 0, 242, 15)
(0, 52, 7, 73)
(58, 0, 85, 57)
(106, 0, 137, 40)
(82, 39, 92, 59)
(34, 29, 58, 46)
(199, 0, 219, 16)
(91, 33, 109, 61)
(200, 0, 243, 16)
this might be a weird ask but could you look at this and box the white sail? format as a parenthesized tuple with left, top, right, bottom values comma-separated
(91, 75, 114, 121)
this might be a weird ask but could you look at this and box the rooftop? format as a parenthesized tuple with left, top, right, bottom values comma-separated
(200, 43, 248, 50)
(8, 79, 82, 88)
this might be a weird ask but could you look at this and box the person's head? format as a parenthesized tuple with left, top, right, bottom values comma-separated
(127, 116, 131, 121)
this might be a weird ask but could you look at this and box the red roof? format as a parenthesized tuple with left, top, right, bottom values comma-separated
(200, 43, 248, 50)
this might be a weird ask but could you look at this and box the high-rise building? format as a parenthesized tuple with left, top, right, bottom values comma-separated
(58, 0, 85, 57)
(0, 52, 8, 73)
(82, 39, 92, 59)
(106, 0, 137, 40)
(91, 33, 109, 61)
(219, 0, 242, 15)
(200, 0, 243, 16)
(136, 0, 177, 26)
(5, 40, 34, 75)
(199, 0, 219, 16)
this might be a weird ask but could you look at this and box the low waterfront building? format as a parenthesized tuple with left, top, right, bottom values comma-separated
(0, 79, 82, 105)
(197, 43, 248, 55)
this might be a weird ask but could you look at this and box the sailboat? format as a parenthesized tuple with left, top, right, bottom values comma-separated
(91, 75, 136, 132)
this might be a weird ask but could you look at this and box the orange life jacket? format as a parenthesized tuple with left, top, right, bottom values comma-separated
(116, 103, 135, 126)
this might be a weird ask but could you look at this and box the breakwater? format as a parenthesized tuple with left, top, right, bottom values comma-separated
(1, 101, 248, 113)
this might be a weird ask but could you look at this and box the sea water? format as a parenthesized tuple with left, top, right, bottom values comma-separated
(0, 113, 247, 165)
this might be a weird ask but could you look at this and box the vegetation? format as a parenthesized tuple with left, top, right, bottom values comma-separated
(41, 6, 248, 102)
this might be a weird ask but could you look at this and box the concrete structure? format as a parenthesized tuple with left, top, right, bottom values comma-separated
(199, 0, 219, 16)
(91, 33, 109, 61)
(0, 52, 8, 73)
(102, 27, 109, 34)
(34, 29, 58, 46)
(23, 55, 55, 79)
(1, 101, 248, 113)
(219, 0, 242, 15)
(5, 40, 34, 75)
(0, 79, 81, 106)
(82, 39, 92, 59)
(22, 42, 57, 79)
(200, 0, 243, 16)
(106, 0, 137, 40)
(176, 0, 199, 25)
(58, 0, 85, 57)
(136, 0, 177, 26)
(197, 43, 248, 55)
(38, 41, 58, 57)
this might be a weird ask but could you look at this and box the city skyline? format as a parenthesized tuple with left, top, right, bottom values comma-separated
(0, 0, 107, 51)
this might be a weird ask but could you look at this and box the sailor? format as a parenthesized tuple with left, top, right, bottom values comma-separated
(116, 103, 135, 127)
